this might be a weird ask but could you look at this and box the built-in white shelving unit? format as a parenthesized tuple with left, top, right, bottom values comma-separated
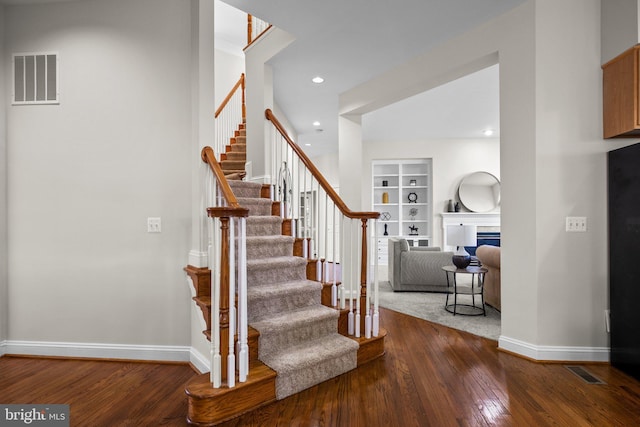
(372, 159, 432, 265)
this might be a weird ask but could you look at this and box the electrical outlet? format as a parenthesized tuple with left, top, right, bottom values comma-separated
(147, 217, 161, 233)
(566, 216, 587, 232)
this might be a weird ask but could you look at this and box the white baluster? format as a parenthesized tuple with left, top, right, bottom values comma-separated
(238, 218, 248, 382)
(227, 218, 236, 388)
(373, 218, 380, 337)
(354, 219, 361, 338)
(211, 216, 222, 388)
(331, 203, 338, 307)
(347, 218, 354, 335)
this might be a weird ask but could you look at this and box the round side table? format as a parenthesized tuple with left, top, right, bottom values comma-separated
(442, 265, 488, 316)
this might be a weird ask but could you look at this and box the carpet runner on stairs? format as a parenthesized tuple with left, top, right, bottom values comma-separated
(228, 179, 359, 399)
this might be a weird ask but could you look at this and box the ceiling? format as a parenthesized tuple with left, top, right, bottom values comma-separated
(221, 0, 524, 157)
(1, 0, 521, 157)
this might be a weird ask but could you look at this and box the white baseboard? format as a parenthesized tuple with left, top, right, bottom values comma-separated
(2, 340, 193, 363)
(188, 250, 209, 268)
(2, 340, 213, 373)
(189, 347, 210, 374)
(499, 336, 610, 362)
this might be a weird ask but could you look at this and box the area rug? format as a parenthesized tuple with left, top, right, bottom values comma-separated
(377, 280, 501, 341)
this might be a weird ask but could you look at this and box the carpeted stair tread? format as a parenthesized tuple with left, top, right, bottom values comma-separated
(261, 333, 358, 372)
(247, 256, 307, 285)
(251, 304, 338, 337)
(222, 160, 246, 170)
(247, 280, 322, 323)
(229, 143, 246, 152)
(225, 152, 246, 161)
(228, 180, 263, 198)
(260, 334, 358, 399)
(245, 216, 283, 236)
(252, 306, 341, 360)
(246, 235, 295, 259)
(237, 197, 272, 216)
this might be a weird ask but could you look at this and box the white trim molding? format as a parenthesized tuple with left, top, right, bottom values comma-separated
(499, 336, 610, 363)
(3, 340, 193, 363)
(0, 340, 7, 357)
(188, 250, 209, 268)
(190, 347, 210, 374)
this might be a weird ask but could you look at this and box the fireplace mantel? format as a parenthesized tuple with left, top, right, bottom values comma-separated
(441, 212, 500, 250)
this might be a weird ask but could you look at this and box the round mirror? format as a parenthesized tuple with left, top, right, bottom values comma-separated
(458, 172, 500, 212)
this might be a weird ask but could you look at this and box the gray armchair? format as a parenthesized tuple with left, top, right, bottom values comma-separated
(388, 238, 453, 292)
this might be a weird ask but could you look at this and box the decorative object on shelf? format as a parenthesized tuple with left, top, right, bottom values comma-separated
(410, 179, 417, 186)
(458, 171, 501, 212)
(382, 180, 388, 187)
(380, 211, 391, 221)
(409, 224, 418, 235)
(409, 207, 418, 220)
(382, 192, 389, 204)
(408, 192, 417, 203)
(446, 224, 477, 269)
(447, 199, 455, 212)
(454, 202, 460, 212)
(383, 224, 389, 236)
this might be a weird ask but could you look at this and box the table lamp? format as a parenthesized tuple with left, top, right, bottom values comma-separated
(447, 224, 477, 269)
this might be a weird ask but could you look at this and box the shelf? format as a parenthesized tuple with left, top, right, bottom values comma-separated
(372, 159, 433, 265)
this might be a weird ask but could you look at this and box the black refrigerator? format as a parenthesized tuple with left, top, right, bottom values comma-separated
(609, 142, 640, 380)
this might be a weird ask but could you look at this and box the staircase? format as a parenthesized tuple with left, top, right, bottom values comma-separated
(219, 123, 247, 178)
(185, 177, 385, 425)
(184, 97, 385, 423)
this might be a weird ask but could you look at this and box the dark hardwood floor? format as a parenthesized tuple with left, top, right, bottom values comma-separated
(2, 307, 640, 426)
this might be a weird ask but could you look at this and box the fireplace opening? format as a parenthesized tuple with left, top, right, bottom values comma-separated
(465, 231, 500, 256)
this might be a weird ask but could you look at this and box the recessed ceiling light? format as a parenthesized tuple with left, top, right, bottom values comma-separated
(313, 121, 321, 126)
(312, 76, 324, 84)
(483, 129, 494, 136)
(305, 143, 312, 146)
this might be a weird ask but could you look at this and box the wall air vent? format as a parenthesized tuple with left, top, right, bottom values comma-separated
(12, 52, 59, 105)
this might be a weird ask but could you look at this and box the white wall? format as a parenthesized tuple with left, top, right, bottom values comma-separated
(310, 151, 339, 189)
(601, 0, 640, 63)
(0, 4, 8, 347)
(215, 48, 244, 109)
(531, 0, 629, 352)
(244, 27, 294, 181)
(362, 138, 500, 248)
(340, 0, 635, 361)
(4, 0, 193, 355)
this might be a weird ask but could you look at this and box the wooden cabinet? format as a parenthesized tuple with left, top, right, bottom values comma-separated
(603, 44, 640, 138)
(372, 159, 432, 265)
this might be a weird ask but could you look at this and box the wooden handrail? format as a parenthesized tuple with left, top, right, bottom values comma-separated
(246, 15, 272, 49)
(265, 108, 379, 221)
(201, 146, 249, 218)
(215, 74, 245, 119)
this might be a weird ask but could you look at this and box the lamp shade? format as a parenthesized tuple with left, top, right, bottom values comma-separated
(446, 224, 477, 247)
(446, 224, 477, 269)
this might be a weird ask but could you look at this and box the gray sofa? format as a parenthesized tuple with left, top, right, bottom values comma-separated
(388, 238, 453, 292)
